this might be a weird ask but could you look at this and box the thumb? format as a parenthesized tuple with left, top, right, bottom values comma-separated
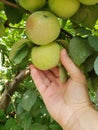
(60, 49, 85, 81)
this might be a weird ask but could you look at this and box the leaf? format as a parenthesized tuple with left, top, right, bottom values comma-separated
(18, 112, 32, 130)
(13, 44, 29, 64)
(83, 53, 97, 72)
(56, 39, 69, 51)
(95, 88, 98, 107)
(69, 37, 93, 66)
(30, 123, 48, 130)
(71, 4, 98, 28)
(5, 118, 17, 129)
(0, 18, 5, 37)
(9, 38, 30, 60)
(1, 51, 5, 66)
(49, 124, 62, 130)
(88, 35, 98, 52)
(30, 98, 42, 117)
(59, 64, 68, 83)
(10, 125, 23, 130)
(0, 109, 6, 122)
(21, 89, 37, 111)
(16, 102, 25, 116)
(94, 56, 98, 75)
(0, 125, 7, 130)
(0, 2, 4, 11)
(75, 26, 91, 37)
(4, 0, 23, 24)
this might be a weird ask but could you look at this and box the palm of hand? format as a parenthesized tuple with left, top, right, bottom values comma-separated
(30, 49, 90, 127)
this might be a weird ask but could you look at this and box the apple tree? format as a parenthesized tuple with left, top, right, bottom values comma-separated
(0, 0, 98, 129)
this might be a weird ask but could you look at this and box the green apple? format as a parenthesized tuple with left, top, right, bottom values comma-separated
(26, 11, 61, 45)
(48, 0, 80, 18)
(31, 42, 61, 70)
(18, 0, 46, 12)
(79, 0, 98, 5)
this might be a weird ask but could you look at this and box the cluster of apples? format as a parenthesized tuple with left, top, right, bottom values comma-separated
(26, 11, 61, 70)
(18, 0, 98, 70)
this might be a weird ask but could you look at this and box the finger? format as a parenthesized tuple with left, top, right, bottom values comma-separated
(43, 70, 59, 85)
(38, 70, 51, 85)
(50, 67, 59, 78)
(60, 49, 85, 81)
(30, 64, 47, 93)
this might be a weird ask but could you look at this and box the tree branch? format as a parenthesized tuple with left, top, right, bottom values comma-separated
(0, 68, 30, 110)
(61, 28, 73, 39)
(0, 0, 19, 8)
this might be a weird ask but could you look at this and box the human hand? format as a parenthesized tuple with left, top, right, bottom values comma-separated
(30, 49, 91, 129)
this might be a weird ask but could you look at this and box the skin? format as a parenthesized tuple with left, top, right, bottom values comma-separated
(30, 49, 98, 130)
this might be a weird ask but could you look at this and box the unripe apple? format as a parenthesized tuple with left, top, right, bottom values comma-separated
(26, 11, 61, 45)
(18, 0, 46, 12)
(79, 0, 98, 5)
(48, 0, 80, 19)
(31, 42, 61, 70)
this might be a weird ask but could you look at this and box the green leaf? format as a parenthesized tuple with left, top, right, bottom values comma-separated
(18, 112, 32, 130)
(75, 27, 91, 37)
(30, 123, 48, 130)
(49, 124, 62, 130)
(0, 2, 4, 11)
(0, 109, 6, 122)
(21, 89, 37, 111)
(12, 44, 29, 64)
(71, 4, 98, 28)
(95, 88, 98, 108)
(59, 64, 68, 83)
(88, 35, 98, 52)
(0, 18, 5, 37)
(83, 53, 97, 72)
(10, 125, 23, 130)
(4, 0, 23, 24)
(30, 98, 42, 118)
(94, 56, 98, 75)
(9, 38, 30, 60)
(0, 125, 7, 130)
(69, 37, 93, 66)
(16, 102, 25, 116)
(5, 118, 17, 129)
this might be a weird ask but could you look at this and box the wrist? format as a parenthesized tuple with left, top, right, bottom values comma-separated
(62, 105, 98, 130)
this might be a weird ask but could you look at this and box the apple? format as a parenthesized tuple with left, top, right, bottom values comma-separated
(48, 0, 80, 19)
(18, 0, 46, 12)
(26, 11, 61, 45)
(79, 0, 98, 5)
(31, 42, 61, 70)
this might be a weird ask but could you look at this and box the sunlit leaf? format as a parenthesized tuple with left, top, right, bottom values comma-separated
(21, 89, 37, 111)
(94, 56, 98, 75)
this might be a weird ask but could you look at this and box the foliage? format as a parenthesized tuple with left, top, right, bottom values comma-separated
(0, 0, 98, 129)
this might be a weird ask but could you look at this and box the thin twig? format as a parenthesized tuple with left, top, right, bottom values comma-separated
(0, 0, 19, 8)
(61, 28, 73, 39)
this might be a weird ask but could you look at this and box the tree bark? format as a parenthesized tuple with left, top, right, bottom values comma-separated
(0, 0, 19, 8)
(0, 68, 30, 110)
